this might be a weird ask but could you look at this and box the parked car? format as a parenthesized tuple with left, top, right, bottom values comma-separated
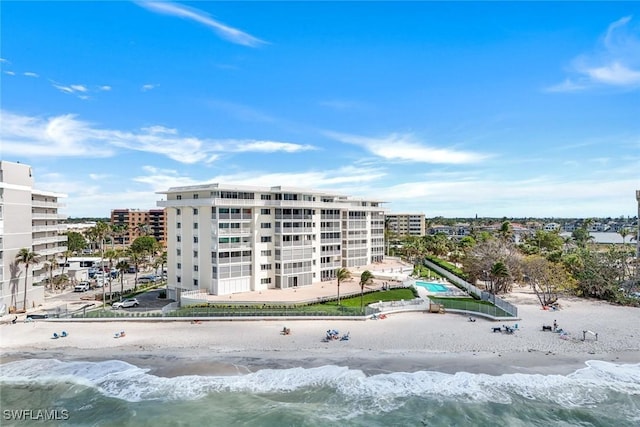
(74, 282, 90, 292)
(110, 270, 119, 279)
(112, 298, 139, 309)
(127, 266, 138, 274)
(88, 268, 98, 279)
(137, 275, 160, 284)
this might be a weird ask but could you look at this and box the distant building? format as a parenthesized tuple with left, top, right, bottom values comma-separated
(0, 161, 67, 310)
(386, 213, 426, 236)
(157, 183, 386, 298)
(110, 208, 167, 248)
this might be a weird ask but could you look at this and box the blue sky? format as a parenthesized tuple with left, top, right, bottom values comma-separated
(2, 1, 639, 219)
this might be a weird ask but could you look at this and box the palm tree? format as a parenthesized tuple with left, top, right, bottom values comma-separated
(359, 270, 374, 314)
(90, 221, 110, 307)
(619, 228, 631, 245)
(335, 267, 351, 306)
(15, 248, 38, 311)
(60, 249, 72, 277)
(489, 261, 510, 295)
(116, 260, 130, 299)
(104, 249, 118, 301)
(128, 250, 142, 291)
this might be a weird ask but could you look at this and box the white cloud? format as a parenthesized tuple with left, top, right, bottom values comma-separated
(141, 84, 158, 91)
(548, 16, 640, 91)
(583, 62, 640, 86)
(325, 131, 490, 164)
(136, 1, 266, 47)
(232, 140, 316, 153)
(1, 110, 319, 164)
(51, 81, 92, 99)
(23, 72, 39, 78)
(99, 85, 112, 91)
(4, 71, 15, 76)
(0, 58, 9, 63)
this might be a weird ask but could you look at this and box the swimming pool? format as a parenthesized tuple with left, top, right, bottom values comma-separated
(414, 281, 450, 293)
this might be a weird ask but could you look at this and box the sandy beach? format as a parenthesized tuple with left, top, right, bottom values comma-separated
(1, 289, 639, 377)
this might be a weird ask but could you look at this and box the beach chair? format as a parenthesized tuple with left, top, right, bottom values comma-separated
(340, 332, 350, 341)
(52, 332, 59, 339)
(61, 331, 68, 338)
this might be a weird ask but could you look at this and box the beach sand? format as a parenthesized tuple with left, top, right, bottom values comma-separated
(1, 289, 639, 376)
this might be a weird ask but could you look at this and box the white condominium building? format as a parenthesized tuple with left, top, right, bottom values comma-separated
(386, 213, 426, 236)
(157, 184, 386, 298)
(0, 161, 67, 311)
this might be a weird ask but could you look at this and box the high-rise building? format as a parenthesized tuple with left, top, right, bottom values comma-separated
(110, 208, 167, 248)
(385, 213, 426, 236)
(157, 184, 386, 298)
(0, 161, 67, 311)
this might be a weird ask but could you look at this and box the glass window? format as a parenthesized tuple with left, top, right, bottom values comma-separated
(193, 208, 198, 215)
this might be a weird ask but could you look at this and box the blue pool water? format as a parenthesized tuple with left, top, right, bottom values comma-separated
(415, 281, 450, 292)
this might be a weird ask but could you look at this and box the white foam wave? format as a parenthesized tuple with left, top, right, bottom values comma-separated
(1, 359, 639, 406)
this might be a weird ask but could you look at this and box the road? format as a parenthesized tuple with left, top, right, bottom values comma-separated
(42, 271, 175, 314)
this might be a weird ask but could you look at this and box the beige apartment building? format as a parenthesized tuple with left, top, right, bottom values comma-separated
(157, 184, 386, 298)
(0, 161, 67, 311)
(386, 213, 426, 236)
(110, 208, 167, 248)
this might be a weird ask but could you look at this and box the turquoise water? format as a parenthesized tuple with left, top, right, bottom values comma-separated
(1, 359, 639, 426)
(415, 281, 450, 292)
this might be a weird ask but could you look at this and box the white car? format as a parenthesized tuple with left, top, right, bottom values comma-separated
(74, 282, 90, 292)
(112, 298, 139, 309)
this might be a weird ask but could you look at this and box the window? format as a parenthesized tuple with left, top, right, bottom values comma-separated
(177, 235, 181, 242)
(177, 195, 182, 200)
(260, 250, 271, 256)
(261, 223, 271, 229)
(194, 223, 198, 229)
(177, 249, 181, 256)
(193, 250, 198, 258)
(261, 194, 271, 200)
(177, 208, 181, 215)
(177, 222, 181, 229)
(261, 264, 272, 270)
(177, 263, 182, 269)
(194, 265, 199, 272)
(261, 208, 271, 215)
(193, 194, 199, 199)
(193, 208, 198, 215)
(193, 236, 199, 243)
(261, 278, 272, 284)
(177, 276, 181, 283)
(194, 279, 198, 286)
(261, 236, 272, 243)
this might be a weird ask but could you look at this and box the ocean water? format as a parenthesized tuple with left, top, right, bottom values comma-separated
(1, 359, 639, 426)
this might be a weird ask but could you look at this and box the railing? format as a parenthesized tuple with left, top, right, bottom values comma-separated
(422, 259, 518, 317)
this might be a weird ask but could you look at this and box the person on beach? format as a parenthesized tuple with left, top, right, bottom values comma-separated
(553, 320, 558, 331)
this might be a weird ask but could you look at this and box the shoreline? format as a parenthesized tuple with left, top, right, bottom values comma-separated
(2, 344, 638, 379)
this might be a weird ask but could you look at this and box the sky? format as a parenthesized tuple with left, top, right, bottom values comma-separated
(1, 1, 639, 219)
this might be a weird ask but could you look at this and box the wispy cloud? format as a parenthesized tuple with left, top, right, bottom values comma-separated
(141, 84, 158, 92)
(50, 81, 91, 99)
(547, 16, 640, 92)
(0, 58, 9, 63)
(232, 140, 316, 153)
(1, 110, 318, 164)
(4, 71, 15, 76)
(136, 1, 266, 47)
(99, 85, 112, 91)
(325, 131, 490, 164)
(23, 72, 39, 78)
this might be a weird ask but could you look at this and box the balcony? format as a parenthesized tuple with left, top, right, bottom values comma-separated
(32, 200, 66, 209)
(32, 236, 67, 246)
(32, 213, 67, 220)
